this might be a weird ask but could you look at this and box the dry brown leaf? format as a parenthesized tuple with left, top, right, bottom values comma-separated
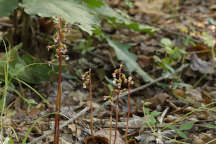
(138, 55, 153, 68)
(88, 128, 124, 144)
(146, 93, 170, 109)
(173, 89, 185, 98)
(201, 91, 213, 104)
(134, 0, 167, 16)
(84, 135, 109, 144)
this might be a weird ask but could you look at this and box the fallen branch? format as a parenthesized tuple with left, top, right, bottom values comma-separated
(30, 64, 189, 144)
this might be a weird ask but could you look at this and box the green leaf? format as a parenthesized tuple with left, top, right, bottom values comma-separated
(168, 125, 177, 131)
(94, 4, 155, 35)
(151, 111, 161, 117)
(83, 0, 104, 8)
(202, 32, 215, 48)
(202, 124, 216, 129)
(105, 36, 153, 82)
(21, 0, 100, 34)
(0, 0, 18, 17)
(176, 129, 188, 139)
(179, 121, 195, 131)
(0, 44, 57, 84)
(161, 38, 173, 48)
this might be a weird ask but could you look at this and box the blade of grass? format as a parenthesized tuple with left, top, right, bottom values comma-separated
(0, 40, 9, 137)
(15, 78, 49, 105)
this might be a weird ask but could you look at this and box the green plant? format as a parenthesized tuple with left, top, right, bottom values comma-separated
(154, 38, 186, 74)
(142, 101, 161, 130)
(201, 32, 216, 60)
(168, 121, 195, 139)
(73, 38, 95, 55)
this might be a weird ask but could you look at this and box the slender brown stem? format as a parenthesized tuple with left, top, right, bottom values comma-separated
(113, 89, 120, 144)
(54, 18, 63, 144)
(114, 64, 122, 144)
(125, 81, 131, 144)
(110, 91, 114, 144)
(89, 69, 94, 136)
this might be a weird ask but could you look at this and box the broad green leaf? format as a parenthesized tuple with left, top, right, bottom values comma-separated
(105, 37, 153, 82)
(94, 4, 155, 34)
(0, 44, 57, 84)
(179, 121, 195, 131)
(21, 0, 100, 34)
(176, 130, 188, 139)
(0, 0, 18, 17)
(83, 0, 104, 8)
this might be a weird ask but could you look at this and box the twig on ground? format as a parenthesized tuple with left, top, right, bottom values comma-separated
(30, 64, 188, 144)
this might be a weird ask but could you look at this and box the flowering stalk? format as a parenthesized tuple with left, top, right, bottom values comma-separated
(82, 69, 94, 136)
(113, 63, 123, 144)
(89, 69, 94, 136)
(53, 17, 63, 144)
(124, 76, 133, 144)
(109, 90, 114, 144)
(52, 17, 68, 144)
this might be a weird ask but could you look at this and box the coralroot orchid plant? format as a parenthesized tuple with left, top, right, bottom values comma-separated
(108, 63, 134, 144)
(47, 16, 69, 144)
(82, 63, 133, 144)
(82, 69, 94, 136)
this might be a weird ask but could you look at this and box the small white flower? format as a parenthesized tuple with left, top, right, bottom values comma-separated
(112, 79, 116, 84)
(128, 76, 132, 81)
(83, 84, 86, 88)
(112, 73, 116, 78)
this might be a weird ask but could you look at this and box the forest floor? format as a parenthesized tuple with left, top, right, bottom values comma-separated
(1, 0, 216, 144)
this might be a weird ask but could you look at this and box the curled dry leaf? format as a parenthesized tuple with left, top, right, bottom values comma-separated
(84, 135, 109, 144)
(138, 55, 153, 68)
(190, 54, 214, 74)
(145, 93, 170, 109)
(85, 128, 123, 144)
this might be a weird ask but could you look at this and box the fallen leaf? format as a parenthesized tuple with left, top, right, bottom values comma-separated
(201, 91, 212, 104)
(186, 88, 203, 103)
(190, 54, 214, 74)
(134, 0, 166, 16)
(138, 55, 153, 68)
(85, 128, 124, 144)
(84, 135, 109, 144)
(146, 93, 170, 109)
(173, 89, 185, 98)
